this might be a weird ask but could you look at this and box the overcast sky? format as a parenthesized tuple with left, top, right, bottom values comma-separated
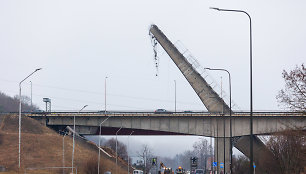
(1, 0, 305, 157)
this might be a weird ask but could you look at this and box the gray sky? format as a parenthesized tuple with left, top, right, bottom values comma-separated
(1, 0, 305, 157)
(1, 0, 305, 111)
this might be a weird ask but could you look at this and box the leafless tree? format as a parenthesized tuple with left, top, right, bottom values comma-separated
(232, 155, 249, 174)
(276, 64, 306, 111)
(261, 129, 306, 174)
(192, 138, 212, 170)
(137, 144, 154, 174)
(0, 91, 38, 112)
(105, 138, 128, 161)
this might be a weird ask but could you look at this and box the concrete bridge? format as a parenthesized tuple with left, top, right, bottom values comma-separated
(27, 111, 305, 173)
(28, 111, 305, 137)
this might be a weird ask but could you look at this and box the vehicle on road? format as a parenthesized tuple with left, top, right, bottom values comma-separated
(133, 170, 143, 174)
(195, 169, 204, 174)
(183, 110, 193, 113)
(154, 109, 172, 114)
(175, 166, 185, 174)
(159, 162, 174, 174)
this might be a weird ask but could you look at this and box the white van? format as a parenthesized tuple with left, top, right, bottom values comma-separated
(133, 170, 144, 174)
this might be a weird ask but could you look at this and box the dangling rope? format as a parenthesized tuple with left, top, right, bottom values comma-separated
(149, 32, 159, 76)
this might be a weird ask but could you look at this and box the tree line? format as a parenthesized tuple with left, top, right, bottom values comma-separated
(0, 91, 38, 112)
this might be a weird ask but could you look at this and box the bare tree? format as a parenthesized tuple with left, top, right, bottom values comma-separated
(137, 144, 153, 174)
(105, 138, 128, 161)
(192, 138, 212, 170)
(0, 91, 38, 112)
(276, 64, 306, 111)
(261, 129, 306, 174)
(232, 155, 249, 174)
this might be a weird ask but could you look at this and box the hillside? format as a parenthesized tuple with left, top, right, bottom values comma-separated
(0, 114, 131, 174)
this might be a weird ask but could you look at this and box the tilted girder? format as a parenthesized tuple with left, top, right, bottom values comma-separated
(149, 24, 231, 113)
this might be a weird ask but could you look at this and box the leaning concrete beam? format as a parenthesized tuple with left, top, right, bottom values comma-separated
(235, 135, 273, 173)
(149, 24, 230, 113)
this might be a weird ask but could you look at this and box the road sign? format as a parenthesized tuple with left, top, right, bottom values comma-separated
(220, 162, 224, 169)
(213, 162, 217, 167)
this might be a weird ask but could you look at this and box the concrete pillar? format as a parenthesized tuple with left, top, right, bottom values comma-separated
(214, 138, 230, 174)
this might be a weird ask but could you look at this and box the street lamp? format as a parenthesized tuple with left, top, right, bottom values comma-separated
(174, 80, 177, 112)
(128, 131, 134, 174)
(18, 68, 42, 168)
(205, 68, 232, 173)
(72, 104, 88, 174)
(210, 7, 253, 173)
(30, 81, 32, 108)
(98, 116, 112, 174)
(116, 126, 123, 174)
(105, 76, 108, 114)
(59, 130, 67, 174)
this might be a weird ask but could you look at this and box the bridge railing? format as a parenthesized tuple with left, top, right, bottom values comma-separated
(24, 111, 306, 117)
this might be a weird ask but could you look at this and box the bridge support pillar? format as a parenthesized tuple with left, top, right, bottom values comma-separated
(214, 137, 230, 174)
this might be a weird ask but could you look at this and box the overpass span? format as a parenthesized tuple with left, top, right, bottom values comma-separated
(27, 111, 305, 173)
(27, 111, 306, 137)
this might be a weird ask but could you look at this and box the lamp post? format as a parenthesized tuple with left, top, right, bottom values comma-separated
(116, 127, 123, 174)
(205, 68, 232, 173)
(105, 76, 108, 114)
(174, 80, 177, 112)
(98, 116, 112, 174)
(128, 131, 134, 174)
(59, 130, 67, 174)
(18, 68, 42, 169)
(72, 105, 88, 174)
(30, 81, 32, 108)
(210, 7, 253, 173)
(221, 76, 225, 173)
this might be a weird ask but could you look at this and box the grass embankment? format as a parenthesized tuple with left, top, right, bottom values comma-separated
(0, 114, 131, 174)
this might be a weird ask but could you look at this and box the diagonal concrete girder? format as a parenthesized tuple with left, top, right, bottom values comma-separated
(149, 24, 230, 113)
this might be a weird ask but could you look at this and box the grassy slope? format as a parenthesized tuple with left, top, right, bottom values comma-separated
(0, 114, 129, 174)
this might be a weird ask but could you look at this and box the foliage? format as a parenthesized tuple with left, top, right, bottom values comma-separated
(276, 64, 306, 111)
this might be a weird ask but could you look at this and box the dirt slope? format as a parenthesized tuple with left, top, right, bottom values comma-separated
(0, 114, 130, 174)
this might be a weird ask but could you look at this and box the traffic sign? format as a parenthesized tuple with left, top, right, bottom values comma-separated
(220, 162, 224, 169)
(213, 162, 217, 167)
